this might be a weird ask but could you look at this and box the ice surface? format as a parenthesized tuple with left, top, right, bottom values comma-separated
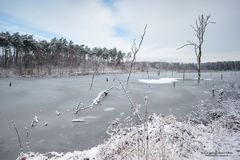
(18, 79, 240, 160)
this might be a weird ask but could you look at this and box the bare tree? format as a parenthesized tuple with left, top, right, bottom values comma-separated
(178, 15, 215, 83)
(126, 25, 147, 85)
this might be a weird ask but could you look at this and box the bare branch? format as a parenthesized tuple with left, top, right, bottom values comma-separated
(127, 24, 147, 85)
(12, 121, 23, 152)
(131, 39, 136, 54)
(89, 60, 100, 90)
(177, 40, 198, 50)
(113, 73, 136, 109)
(190, 25, 198, 33)
(136, 24, 147, 53)
(75, 86, 114, 114)
(207, 21, 216, 25)
(187, 40, 198, 46)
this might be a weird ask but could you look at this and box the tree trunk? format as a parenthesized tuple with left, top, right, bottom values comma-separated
(4, 48, 9, 68)
(197, 63, 201, 83)
(126, 61, 134, 85)
(2, 48, 5, 67)
(15, 49, 19, 66)
(197, 47, 202, 83)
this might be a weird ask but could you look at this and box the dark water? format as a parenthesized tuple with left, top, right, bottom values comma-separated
(0, 71, 233, 160)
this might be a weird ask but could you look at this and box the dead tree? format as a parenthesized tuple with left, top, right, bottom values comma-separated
(126, 24, 147, 85)
(178, 15, 215, 83)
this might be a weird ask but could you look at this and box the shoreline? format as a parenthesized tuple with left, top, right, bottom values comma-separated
(0, 69, 234, 79)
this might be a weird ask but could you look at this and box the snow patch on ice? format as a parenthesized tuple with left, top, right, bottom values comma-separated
(191, 78, 212, 81)
(203, 91, 209, 94)
(38, 139, 45, 144)
(81, 115, 98, 119)
(56, 110, 61, 116)
(104, 107, 115, 111)
(34, 115, 38, 123)
(204, 78, 212, 81)
(72, 119, 85, 122)
(138, 78, 178, 84)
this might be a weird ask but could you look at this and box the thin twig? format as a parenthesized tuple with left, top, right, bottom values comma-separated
(144, 96, 149, 160)
(89, 61, 100, 90)
(127, 24, 147, 85)
(24, 124, 30, 151)
(12, 120, 23, 152)
(112, 73, 135, 109)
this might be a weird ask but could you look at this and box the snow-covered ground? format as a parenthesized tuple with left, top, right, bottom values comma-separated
(17, 80, 240, 160)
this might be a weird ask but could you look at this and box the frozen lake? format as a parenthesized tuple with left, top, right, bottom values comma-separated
(0, 71, 234, 160)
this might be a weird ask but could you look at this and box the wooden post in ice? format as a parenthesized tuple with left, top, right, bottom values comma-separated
(218, 89, 224, 100)
(183, 68, 185, 81)
(212, 88, 215, 97)
(173, 81, 176, 88)
(158, 70, 160, 76)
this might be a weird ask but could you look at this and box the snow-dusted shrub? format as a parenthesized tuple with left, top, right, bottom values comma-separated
(96, 81, 240, 160)
(97, 114, 206, 160)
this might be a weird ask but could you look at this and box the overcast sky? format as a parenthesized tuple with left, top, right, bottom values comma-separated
(0, 0, 240, 62)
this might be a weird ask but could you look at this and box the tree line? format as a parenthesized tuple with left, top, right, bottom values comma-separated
(0, 32, 129, 75)
(1, 31, 239, 76)
(138, 61, 240, 72)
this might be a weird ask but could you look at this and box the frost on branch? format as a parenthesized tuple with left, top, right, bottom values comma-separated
(75, 86, 114, 114)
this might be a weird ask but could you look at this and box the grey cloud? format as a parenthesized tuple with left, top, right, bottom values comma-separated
(0, 0, 239, 62)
